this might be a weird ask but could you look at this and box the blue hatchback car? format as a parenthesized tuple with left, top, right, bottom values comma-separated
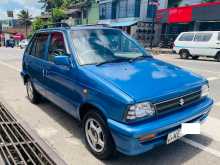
(21, 24, 213, 159)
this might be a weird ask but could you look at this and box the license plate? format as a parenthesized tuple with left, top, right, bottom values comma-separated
(166, 129, 183, 144)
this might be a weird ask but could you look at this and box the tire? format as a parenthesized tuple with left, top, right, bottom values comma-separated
(192, 56, 199, 60)
(216, 53, 220, 62)
(83, 111, 115, 160)
(26, 79, 41, 104)
(180, 50, 190, 59)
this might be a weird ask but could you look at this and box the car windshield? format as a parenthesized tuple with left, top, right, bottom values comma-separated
(72, 29, 149, 65)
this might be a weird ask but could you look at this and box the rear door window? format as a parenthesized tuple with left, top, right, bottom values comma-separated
(179, 33, 194, 41)
(31, 33, 49, 59)
(194, 33, 212, 42)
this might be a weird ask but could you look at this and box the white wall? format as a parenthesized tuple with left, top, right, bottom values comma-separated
(140, 0, 168, 21)
(158, 0, 168, 9)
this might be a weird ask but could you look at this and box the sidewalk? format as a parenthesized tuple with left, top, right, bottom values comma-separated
(146, 47, 174, 55)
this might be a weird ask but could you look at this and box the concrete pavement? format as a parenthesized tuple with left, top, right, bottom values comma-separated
(0, 47, 220, 165)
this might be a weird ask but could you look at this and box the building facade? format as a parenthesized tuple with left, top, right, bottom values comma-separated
(98, 0, 168, 46)
(64, 0, 99, 26)
(157, 0, 220, 43)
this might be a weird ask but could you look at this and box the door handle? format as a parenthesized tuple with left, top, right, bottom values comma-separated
(216, 42, 220, 45)
(43, 69, 46, 77)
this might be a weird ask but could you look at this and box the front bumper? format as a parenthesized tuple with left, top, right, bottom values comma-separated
(108, 97, 213, 156)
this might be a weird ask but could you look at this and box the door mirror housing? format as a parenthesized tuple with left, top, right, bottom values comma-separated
(54, 55, 70, 66)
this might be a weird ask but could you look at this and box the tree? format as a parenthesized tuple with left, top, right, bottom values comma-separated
(51, 8, 66, 22)
(62, 0, 73, 8)
(17, 10, 32, 37)
(38, 0, 66, 11)
(32, 18, 46, 31)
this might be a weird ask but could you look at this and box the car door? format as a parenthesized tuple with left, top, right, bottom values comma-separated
(44, 31, 79, 116)
(25, 33, 49, 96)
(193, 33, 213, 56)
(177, 33, 195, 55)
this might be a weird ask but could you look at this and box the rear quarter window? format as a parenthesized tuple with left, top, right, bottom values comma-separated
(25, 35, 36, 55)
(194, 33, 213, 42)
(179, 33, 194, 41)
(30, 33, 49, 59)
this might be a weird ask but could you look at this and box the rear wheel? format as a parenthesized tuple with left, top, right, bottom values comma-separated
(216, 53, 220, 62)
(192, 56, 199, 60)
(26, 79, 41, 104)
(83, 111, 115, 160)
(180, 50, 190, 59)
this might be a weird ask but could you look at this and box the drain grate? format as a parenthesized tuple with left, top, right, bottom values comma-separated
(0, 102, 66, 165)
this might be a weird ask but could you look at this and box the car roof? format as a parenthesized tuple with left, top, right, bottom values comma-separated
(37, 25, 116, 33)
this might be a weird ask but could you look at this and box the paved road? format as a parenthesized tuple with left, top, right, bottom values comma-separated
(0, 47, 220, 165)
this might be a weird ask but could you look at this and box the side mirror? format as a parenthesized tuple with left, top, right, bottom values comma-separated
(54, 55, 70, 66)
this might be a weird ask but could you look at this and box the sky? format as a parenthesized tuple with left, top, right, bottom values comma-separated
(0, 0, 42, 19)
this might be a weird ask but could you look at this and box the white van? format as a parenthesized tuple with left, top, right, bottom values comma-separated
(173, 31, 220, 62)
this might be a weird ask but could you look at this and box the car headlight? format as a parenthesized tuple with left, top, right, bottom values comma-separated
(201, 84, 209, 97)
(126, 102, 155, 121)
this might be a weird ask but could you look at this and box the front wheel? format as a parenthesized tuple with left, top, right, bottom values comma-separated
(83, 111, 115, 160)
(26, 79, 41, 104)
(180, 50, 189, 59)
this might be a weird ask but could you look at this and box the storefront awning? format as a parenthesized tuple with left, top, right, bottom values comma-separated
(12, 33, 24, 41)
(109, 20, 138, 27)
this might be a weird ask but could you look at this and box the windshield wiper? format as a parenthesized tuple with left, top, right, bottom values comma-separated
(129, 55, 151, 63)
(96, 58, 129, 66)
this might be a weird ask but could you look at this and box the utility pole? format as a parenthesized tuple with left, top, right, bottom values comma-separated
(148, 0, 159, 49)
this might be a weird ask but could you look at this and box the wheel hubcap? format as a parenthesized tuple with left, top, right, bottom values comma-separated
(182, 52, 187, 58)
(85, 118, 105, 153)
(27, 81, 34, 100)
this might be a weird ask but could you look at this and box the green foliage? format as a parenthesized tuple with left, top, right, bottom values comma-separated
(39, 0, 88, 11)
(17, 10, 32, 37)
(39, 0, 71, 11)
(62, 0, 73, 8)
(38, 0, 89, 24)
(17, 10, 32, 25)
(52, 8, 66, 22)
(32, 18, 46, 31)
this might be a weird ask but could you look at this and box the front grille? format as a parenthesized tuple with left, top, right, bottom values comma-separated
(154, 90, 202, 116)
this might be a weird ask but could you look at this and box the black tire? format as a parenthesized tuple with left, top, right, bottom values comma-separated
(83, 111, 115, 160)
(192, 56, 199, 60)
(180, 50, 190, 59)
(216, 53, 220, 62)
(26, 79, 41, 104)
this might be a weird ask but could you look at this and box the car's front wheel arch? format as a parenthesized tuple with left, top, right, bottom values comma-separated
(79, 103, 107, 123)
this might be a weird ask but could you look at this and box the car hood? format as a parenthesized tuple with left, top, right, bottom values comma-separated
(82, 58, 206, 102)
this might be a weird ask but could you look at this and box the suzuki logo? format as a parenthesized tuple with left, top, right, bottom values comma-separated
(179, 98, 185, 106)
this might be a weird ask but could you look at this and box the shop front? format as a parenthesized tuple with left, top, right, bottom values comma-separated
(157, 0, 220, 42)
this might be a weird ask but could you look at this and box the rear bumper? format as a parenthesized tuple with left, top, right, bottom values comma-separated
(108, 97, 213, 155)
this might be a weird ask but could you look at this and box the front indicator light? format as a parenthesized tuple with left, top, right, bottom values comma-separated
(138, 134, 156, 142)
